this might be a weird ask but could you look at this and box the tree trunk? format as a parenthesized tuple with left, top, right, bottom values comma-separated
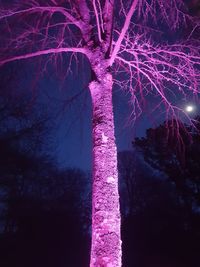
(89, 72, 122, 267)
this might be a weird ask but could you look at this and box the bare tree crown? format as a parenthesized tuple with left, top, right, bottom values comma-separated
(0, 0, 199, 120)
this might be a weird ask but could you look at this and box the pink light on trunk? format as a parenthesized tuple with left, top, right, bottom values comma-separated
(89, 72, 122, 267)
(0, 1, 200, 267)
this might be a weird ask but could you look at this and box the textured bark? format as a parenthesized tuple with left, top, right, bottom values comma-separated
(89, 69, 122, 267)
(1, 1, 199, 267)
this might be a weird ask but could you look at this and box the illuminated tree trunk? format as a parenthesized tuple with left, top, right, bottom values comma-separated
(89, 71, 122, 267)
(1, 1, 200, 267)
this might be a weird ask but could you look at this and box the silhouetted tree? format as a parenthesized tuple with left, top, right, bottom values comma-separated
(0, 72, 50, 233)
(0, 162, 91, 266)
(119, 149, 200, 267)
(0, 56, 92, 267)
(134, 118, 200, 213)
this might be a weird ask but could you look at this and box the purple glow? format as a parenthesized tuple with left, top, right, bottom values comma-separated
(89, 72, 121, 266)
(0, 1, 200, 266)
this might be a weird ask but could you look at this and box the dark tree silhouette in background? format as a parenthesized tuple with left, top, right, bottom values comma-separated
(134, 117, 200, 213)
(0, 68, 48, 232)
(0, 48, 92, 267)
(0, 63, 199, 267)
(132, 118, 200, 267)
(0, 1, 200, 266)
(0, 68, 92, 267)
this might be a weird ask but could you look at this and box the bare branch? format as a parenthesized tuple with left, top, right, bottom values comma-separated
(92, 0, 103, 43)
(97, 0, 105, 34)
(110, 0, 138, 65)
(115, 36, 200, 119)
(75, 0, 90, 24)
(102, 0, 115, 55)
(0, 5, 82, 29)
(73, 0, 92, 44)
(0, 47, 86, 66)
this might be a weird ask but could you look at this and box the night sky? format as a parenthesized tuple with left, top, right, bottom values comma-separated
(5, 58, 198, 171)
(36, 76, 199, 171)
(0, 1, 199, 172)
(35, 70, 147, 171)
(30, 70, 166, 171)
(0, 2, 200, 267)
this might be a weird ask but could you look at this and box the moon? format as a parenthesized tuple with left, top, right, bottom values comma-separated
(185, 105, 194, 112)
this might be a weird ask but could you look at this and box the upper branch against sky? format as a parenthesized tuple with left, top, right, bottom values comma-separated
(0, 0, 200, 121)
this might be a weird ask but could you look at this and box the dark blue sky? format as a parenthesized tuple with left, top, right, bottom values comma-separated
(2, 58, 198, 172)
(0, 1, 199, 171)
(27, 62, 198, 171)
(37, 74, 164, 171)
(0, 60, 157, 171)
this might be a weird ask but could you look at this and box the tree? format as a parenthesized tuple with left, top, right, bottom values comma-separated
(0, 67, 91, 265)
(134, 118, 200, 214)
(118, 151, 193, 267)
(118, 150, 169, 217)
(0, 1, 200, 266)
(0, 81, 49, 234)
(133, 119, 200, 266)
(0, 153, 91, 266)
